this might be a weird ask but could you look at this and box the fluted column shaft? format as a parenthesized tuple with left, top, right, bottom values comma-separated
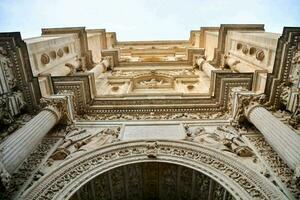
(0, 107, 60, 174)
(247, 105, 300, 170)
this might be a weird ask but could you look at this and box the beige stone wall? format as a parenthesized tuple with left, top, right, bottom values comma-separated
(204, 31, 218, 61)
(87, 33, 102, 63)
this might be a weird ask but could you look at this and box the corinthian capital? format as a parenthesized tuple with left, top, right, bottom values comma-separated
(40, 96, 69, 123)
(230, 87, 267, 126)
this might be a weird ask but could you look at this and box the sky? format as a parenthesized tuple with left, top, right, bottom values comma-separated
(0, 0, 299, 41)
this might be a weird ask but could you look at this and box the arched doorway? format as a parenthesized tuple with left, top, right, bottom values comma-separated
(21, 140, 285, 200)
(70, 162, 235, 200)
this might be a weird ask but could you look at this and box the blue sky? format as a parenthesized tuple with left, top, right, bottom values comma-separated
(0, 0, 299, 40)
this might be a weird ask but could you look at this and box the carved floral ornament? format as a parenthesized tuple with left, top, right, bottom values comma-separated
(21, 140, 285, 200)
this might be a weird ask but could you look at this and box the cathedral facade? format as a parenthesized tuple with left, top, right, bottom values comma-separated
(0, 24, 299, 200)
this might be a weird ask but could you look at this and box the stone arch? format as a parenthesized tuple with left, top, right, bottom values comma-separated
(22, 140, 285, 200)
(71, 162, 236, 200)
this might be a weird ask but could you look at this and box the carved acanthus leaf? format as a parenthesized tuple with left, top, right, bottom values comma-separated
(230, 87, 267, 126)
(40, 96, 69, 122)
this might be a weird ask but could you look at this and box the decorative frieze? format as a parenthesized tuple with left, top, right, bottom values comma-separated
(79, 111, 230, 121)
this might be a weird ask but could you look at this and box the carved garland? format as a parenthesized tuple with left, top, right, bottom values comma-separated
(22, 140, 285, 200)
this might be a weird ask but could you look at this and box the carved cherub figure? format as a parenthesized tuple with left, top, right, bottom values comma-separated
(184, 125, 208, 142)
(146, 141, 158, 158)
(192, 127, 207, 143)
(215, 126, 253, 157)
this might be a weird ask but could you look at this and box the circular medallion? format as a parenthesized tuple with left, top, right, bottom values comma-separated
(40, 53, 50, 64)
(256, 50, 265, 61)
(57, 49, 64, 57)
(242, 46, 249, 54)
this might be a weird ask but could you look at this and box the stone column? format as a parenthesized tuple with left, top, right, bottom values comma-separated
(89, 57, 111, 78)
(195, 57, 216, 78)
(245, 103, 300, 172)
(0, 98, 65, 174)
